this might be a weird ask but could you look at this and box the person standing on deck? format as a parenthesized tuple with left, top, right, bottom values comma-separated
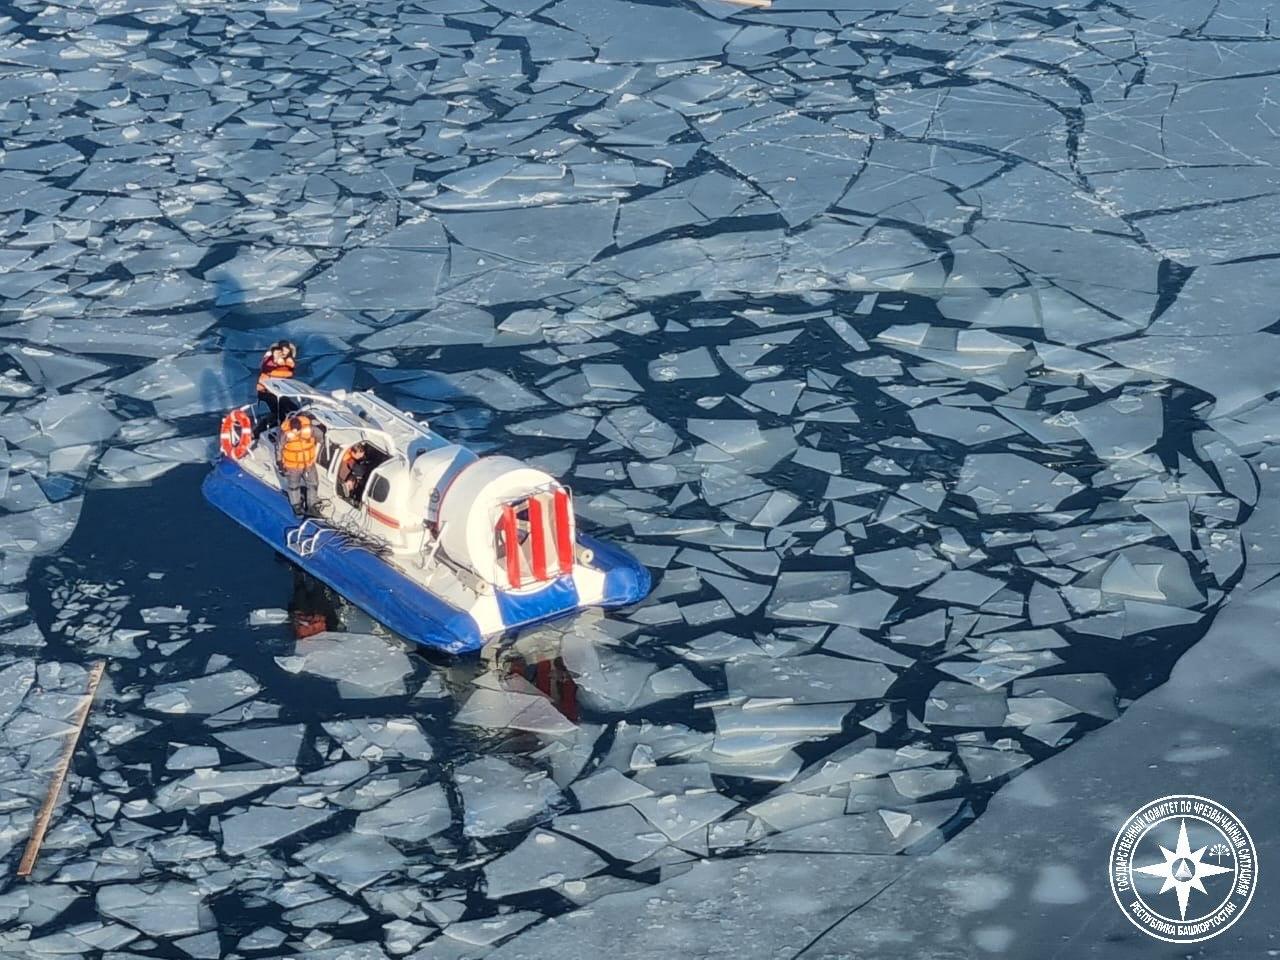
(278, 415, 320, 517)
(256, 340, 297, 429)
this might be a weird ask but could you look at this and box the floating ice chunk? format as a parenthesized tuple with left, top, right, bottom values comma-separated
(726, 655, 896, 703)
(455, 686, 577, 736)
(96, 881, 210, 938)
(6, 346, 108, 391)
(155, 767, 297, 812)
(570, 768, 655, 810)
(397, 367, 541, 412)
(705, 109, 867, 228)
(919, 571, 1003, 606)
(687, 418, 765, 455)
(211, 247, 315, 304)
(305, 249, 445, 311)
(213, 725, 305, 767)
(820, 628, 913, 668)
(0, 622, 43, 649)
(442, 202, 617, 266)
(855, 547, 947, 589)
(570, 646, 656, 713)
(457, 756, 563, 838)
(297, 833, 405, 891)
(699, 572, 771, 615)
(444, 911, 540, 948)
(924, 681, 1008, 727)
(106, 354, 250, 418)
(322, 718, 434, 762)
(166, 745, 219, 771)
(239, 927, 288, 952)
(749, 793, 846, 833)
(384, 919, 431, 955)
(714, 703, 850, 738)
(958, 742, 1033, 784)
(362, 308, 495, 350)
(635, 664, 712, 707)
(277, 633, 413, 698)
(0, 659, 35, 723)
(1028, 581, 1070, 626)
(937, 653, 1052, 691)
(1099, 555, 1164, 601)
(221, 803, 334, 857)
(1011, 674, 1117, 720)
(144, 670, 261, 716)
(792, 446, 842, 475)
(889, 767, 962, 800)
(884, 608, 946, 647)
(508, 412, 596, 440)
(1006, 697, 1080, 726)
(631, 790, 736, 844)
(355, 783, 451, 843)
(974, 629, 1067, 654)
(908, 405, 1021, 446)
(248, 608, 288, 626)
(1062, 392, 1164, 459)
(742, 380, 805, 415)
(769, 587, 897, 630)
(633, 762, 714, 797)
(646, 346, 720, 383)
(1133, 500, 1193, 552)
(955, 454, 1083, 514)
(484, 828, 605, 899)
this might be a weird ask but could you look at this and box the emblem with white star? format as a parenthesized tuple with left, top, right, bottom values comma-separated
(1133, 818, 1234, 921)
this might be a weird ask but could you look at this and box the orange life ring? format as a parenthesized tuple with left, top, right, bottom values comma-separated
(219, 408, 254, 460)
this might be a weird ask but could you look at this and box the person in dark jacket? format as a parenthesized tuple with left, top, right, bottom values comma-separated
(338, 442, 370, 501)
(256, 340, 296, 430)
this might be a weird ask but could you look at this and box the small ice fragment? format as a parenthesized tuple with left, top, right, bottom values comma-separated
(923, 681, 1009, 727)
(140, 605, 189, 624)
(144, 670, 261, 716)
(213, 725, 305, 767)
(483, 828, 605, 899)
(276, 633, 413, 698)
(855, 547, 948, 589)
(249, 608, 289, 626)
(166, 745, 219, 771)
(456, 756, 563, 838)
(221, 803, 334, 857)
(96, 881, 210, 937)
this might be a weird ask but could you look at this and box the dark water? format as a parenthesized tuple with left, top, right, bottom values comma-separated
(15, 288, 1243, 954)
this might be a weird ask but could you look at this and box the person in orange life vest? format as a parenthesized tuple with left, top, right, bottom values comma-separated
(256, 340, 296, 429)
(278, 415, 321, 517)
(337, 442, 370, 499)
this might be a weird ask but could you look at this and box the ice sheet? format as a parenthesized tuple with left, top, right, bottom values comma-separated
(0, 0, 1266, 951)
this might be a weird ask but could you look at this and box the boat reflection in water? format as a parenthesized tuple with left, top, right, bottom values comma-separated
(493, 647, 580, 723)
(288, 567, 341, 640)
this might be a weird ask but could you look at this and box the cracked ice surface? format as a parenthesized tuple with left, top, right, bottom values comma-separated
(0, 0, 1277, 956)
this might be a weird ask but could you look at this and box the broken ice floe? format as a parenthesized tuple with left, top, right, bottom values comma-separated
(0, 0, 1271, 953)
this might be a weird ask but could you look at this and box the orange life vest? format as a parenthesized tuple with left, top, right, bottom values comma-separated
(257, 355, 295, 391)
(279, 416, 317, 470)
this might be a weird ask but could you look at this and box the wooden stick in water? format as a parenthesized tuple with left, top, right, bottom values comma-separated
(17, 660, 106, 879)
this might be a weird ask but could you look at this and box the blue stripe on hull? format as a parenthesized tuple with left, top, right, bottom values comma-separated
(202, 459, 484, 653)
(580, 533, 652, 608)
(495, 574, 579, 629)
(201, 459, 652, 653)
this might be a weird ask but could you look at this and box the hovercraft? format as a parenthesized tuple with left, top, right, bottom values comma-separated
(202, 378, 650, 653)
